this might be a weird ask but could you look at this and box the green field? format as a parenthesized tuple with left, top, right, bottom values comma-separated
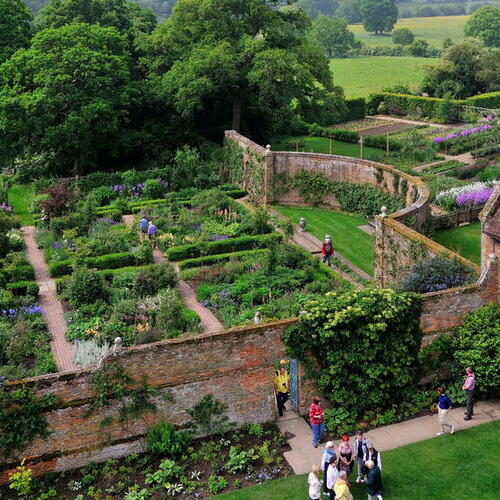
(331, 56, 438, 97)
(349, 15, 469, 48)
(274, 205, 374, 275)
(7, 184, 34, 226)
(433, 222, 481, 265)
(217, 420, 500, 499)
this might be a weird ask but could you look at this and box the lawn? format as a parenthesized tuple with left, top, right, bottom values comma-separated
(8, 183, 34, 226)
(433, 222, 481, 265)
(349, 15, 469, 48)
(217, 420, 500, 499)
(274, 205, 374, 275)
(331, 56, 438, 97)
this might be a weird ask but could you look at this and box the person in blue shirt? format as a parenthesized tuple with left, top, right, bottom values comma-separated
(139, 216, 148, 236)
(436, 387, 455, 435)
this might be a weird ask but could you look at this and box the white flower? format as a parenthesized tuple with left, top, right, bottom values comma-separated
(435, 181, 497, 204)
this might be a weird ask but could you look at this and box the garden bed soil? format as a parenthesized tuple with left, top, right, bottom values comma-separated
(358, 121, 419, 137)
(1, 424, 293, 499)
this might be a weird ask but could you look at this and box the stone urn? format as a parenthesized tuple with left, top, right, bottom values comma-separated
(299, 217, 306, 232)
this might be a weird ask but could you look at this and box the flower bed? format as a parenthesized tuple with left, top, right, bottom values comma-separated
(432, 123, 498, 155)
(435, 181, 497, 210)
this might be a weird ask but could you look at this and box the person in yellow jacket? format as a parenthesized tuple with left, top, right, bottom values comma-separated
(333, 470, 353, 500)
(274, 360, 290, 417)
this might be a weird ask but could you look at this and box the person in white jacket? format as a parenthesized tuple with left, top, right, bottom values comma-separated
(308, 464, 322, 500)
(321, 441, 337, 496)
(326, 456, 339, 499)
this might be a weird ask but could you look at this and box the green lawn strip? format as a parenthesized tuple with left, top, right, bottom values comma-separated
(274, 205, 374, 276)
(349, 15, 468, 48)
(433, 222, 481, 265)
(217, 420, 500, 500)
(8, 184, 34, 226)
(330, 56, 438, 98)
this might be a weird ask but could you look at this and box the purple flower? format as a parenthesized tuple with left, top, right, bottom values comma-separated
(112, 185, 124, 192)
(51, 242, 63, 249)
(209, 234, 229, 241)
(97, 217, 118, 225)
(0, 203, 13, 212)
(21, 305, 43, 315)
(157, 178, 169, 188)
(432, 137, 445, 143)
(486, 115, 493, 122)
(445, 133, 458, 140)
(456, 188, 493, 206)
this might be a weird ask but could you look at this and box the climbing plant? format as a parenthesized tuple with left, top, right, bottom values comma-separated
(222, 138, 244, 184)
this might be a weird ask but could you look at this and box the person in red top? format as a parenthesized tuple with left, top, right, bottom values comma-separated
(462, 367, 476, 420)
(321, 235, 334, 267)
(309, 397, 325, 448)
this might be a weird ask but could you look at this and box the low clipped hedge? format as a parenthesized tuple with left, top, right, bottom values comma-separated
(2, 265, 36, 283)
(364, 134, 403, 151)
(49, 252, 149, 278)
(178, 249, 269, 270)
(345, 97, 366, 121)
(165, 233, 282, 261)
(471, 142, 500, 158)
(466, 92, 500, 109)
(6, 281, 39, 297)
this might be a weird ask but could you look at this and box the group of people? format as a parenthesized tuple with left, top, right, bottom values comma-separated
(307, 430, 383, 500)
(138, 216, 157, 241)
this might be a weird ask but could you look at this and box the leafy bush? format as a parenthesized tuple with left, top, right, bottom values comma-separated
(132, 263, 177, 297)
(146, 422, 192, 458)
(191, 188, 233, 213)
(4, 265, 35, 283)
(283, 288, 423, 424)
(142, 179, 166, 200)
(6, 281, 39, 299)
(178, 249, 268, 270)
(399, 256, 476, 293)
(451, 303, 500, 398)
(479, 164, 500, 182)
(186, 394, 230, 436)
(89, 186, 116, 206)
(225, 446, 258, 473)
(392, 27, 414, 45)
(67, 268, 107, 307)
(345, 98, 366, 120)
(72, 340, 110, 369)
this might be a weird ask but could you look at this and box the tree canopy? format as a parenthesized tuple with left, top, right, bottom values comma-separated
(0, 0, 33, 64)
(311, 15, 358, 58)
(360, 0, 398, 35)
(0, 23, 141, 174)
(464, 6, 500, 48)
(392, 27, 414, 46)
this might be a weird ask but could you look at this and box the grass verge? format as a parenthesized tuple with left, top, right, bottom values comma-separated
(433, 222, 481, 265)
(8, 184, 34, 226)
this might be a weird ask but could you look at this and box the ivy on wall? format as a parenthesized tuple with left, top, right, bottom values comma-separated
(222, 138, 244, 185)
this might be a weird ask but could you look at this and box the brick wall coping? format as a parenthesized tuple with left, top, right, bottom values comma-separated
(480, 184, 500, 222)
(380, 216, 481, 274)
(225, 130, 268, 156)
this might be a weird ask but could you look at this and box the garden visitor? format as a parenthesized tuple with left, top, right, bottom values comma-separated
(321, 441, 337, 496)
(309, 397, 325, 448)
(363, 442, 382, 472)
(333, 470, 353, 500)
(436, 387, 455, 435)
(308, 464, 322, 500)
(337, 435, 354, 477)
(354, 430, 369, 483)
(462, 367, 475, 420)
(147, 220, 157, 245)
(274, 360, 290, 417)
(321, 234, 334, 267)
(364, 460, 383, 500)
(327, 456, 339, 499)
(139, 216, 148, 236)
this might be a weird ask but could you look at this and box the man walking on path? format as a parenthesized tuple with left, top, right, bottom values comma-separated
(365, 460, 383, 500)
(321, 234, 334, 267)
(139, 216, 148, 237)
(354, 430, 369, 483)
(309, 397, 325, 448)
(436, 387, 455, 435)
(274, 360, 290, 417)
(462, 367, 476, 420)
(147, 220, 157, 245)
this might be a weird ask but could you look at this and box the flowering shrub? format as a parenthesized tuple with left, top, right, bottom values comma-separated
(435, 181, 497, 210)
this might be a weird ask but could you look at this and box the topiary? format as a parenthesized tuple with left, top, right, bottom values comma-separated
(67, 268, 107, 307)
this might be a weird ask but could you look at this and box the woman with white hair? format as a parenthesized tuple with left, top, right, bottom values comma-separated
(321, 441, 337, 496)
(333, 470, 353, 500)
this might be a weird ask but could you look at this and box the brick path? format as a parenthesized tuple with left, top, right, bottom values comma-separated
(123, 215, 224, 333)
(22, 226, 76, 372)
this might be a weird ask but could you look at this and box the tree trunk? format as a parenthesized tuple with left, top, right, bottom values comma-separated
(73, 156, 81, 176)
(232, 94, 242, 132)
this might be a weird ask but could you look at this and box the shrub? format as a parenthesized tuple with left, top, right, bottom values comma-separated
(191, 188, 232, 213)
(132, 263, 177, 297)
(6, 281, 39, 299)
(178, 249, 268, 270)
(479, 165, 500, 182)
(142, 179, 166, 200)
(434, 93, 459, 123)
(344, 98, 366, 120)
(4, 265, 35, 283)
(451, 303, 500, 398)
(466, 91, 500, 109)
(67, 268, 107, 307)
(89, 186, 116, 206)
(399, 256, 476, 293)
(146, 422, 192, 458)
(283, 288, 423, 423)
(392, 28, 415, 45)
(73, 340, 111, 369)
(40, 179, 75, 218)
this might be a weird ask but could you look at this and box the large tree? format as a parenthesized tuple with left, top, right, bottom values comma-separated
(144, 0, 340, 136)
(0, 0, 33, 63)
(464, 6, 500, 48)
(0, 23, 141, 174)
(311, 15, 357, 58)
(360, 0, 398, 35)
(336, 0, 361, 24)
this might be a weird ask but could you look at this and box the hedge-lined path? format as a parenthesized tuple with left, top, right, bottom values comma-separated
(278, 400, 500, 474)
(122, 215, 224, 333)
(22, 226, 76, 372)
(372, 115, 453, 129)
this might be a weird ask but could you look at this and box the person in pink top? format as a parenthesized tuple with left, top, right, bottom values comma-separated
(309, 397, 325, 448)
(462, 367, 476, 420)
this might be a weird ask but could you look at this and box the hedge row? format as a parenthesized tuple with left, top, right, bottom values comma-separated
(49, 252, 150, 278)
(345, 98, 366, 121)
(367, 92, 465, 120)
(178, 249, 269, 270)
(0, 265, 36, 283)
(466, 92, 500, 110)
(165, 233, 282, 261)
(6, 281, 39, 297)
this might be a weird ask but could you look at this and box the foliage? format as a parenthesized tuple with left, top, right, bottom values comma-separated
(39, 179, 75, 218)
(186, 394, 230, 436)
(399, 256, 476, 294)
(0, 0, 33, 64)
(225, 446, 259, 473)
(451, 303, 500, 398)
(146, 421, 192, 458)
(405, 39, 429, 57)
(434, 92, 459, 123)
(67, 268, 107, 307)
(8, 459, 33, 499)
(72, 340, 111, 369)
(283, 288, 423, 425)
(145, 458, 183, 485)
(360, 0, 398, 35)
(311, 16, 359, 58)
(208, 475, 228, 495)
(464, 6, 500, 47)
(0, 386, 57, 457)
(392, 28, 414, 46)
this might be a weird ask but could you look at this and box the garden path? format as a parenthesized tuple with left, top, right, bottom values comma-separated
(278, 400, 500, 475)
(122, 215, 224, 333)
(22, 226, 76, 372)
(371, 115, 452, 129)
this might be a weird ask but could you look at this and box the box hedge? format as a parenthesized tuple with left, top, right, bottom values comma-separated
(466, 92, 500, 109)
(165, 233, 282, 261)
(6, 281, 39, 297)
(345, 97, 366, 121)
(178, 249, 269, 270)
(4, 265, 36, 283)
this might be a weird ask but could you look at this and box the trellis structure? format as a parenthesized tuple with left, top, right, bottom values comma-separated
(460, 105, 500, 121)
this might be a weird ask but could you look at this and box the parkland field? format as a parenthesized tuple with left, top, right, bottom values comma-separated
(349, 15, 469, 48)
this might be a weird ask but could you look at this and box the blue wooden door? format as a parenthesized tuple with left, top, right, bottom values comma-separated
(289, 359, 299, 412)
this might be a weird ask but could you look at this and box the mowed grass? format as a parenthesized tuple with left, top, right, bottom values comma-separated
(331, 56, 438, 97)
(433, 222, 481, 265)
(8, 184, 34, 226)
(274, 205, 374, 275)
(217, 420, 500, 499)
(349, 15, 469, 48)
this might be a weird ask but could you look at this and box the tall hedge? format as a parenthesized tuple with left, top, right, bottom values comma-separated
(345, 98, 366, 120)
(466, 92, 500, 109)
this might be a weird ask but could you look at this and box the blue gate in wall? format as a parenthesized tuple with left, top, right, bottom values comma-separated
(289, 359, 299, 412)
